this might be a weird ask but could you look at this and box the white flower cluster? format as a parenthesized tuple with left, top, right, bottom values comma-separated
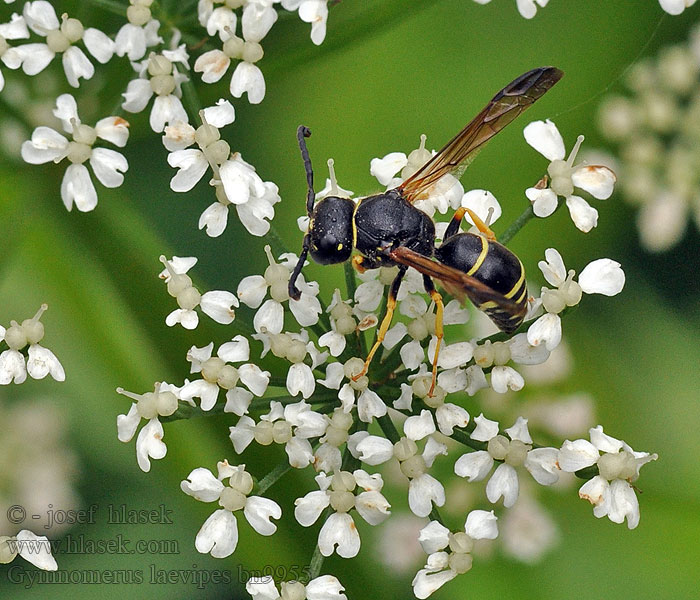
(8, 0, 328, 234)
(597, 23, 700, 250)
(110, 123, 659, 598)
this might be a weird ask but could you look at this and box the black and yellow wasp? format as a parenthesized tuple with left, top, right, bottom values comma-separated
(288, 67, 564, 394)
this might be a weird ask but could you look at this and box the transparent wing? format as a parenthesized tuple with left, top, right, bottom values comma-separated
(389, 246, 519, 310)
(398, 67, 564, 202)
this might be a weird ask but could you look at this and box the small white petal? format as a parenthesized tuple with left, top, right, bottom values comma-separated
(607, 479, 640, 529)
(509, 333, 550, 365)
(454, 450, 493, 481)
(61, 163, 97, 212)
(230, 61, 265, 104)
(464, 509, 499, 540)
(538, 247, 566, 287)
(435, 403, 469, 435)
(239, 364, 270, 397)
(254, 299, 284, 334)
(168, 148, 209, 192)
(400, 339, 424, 371)
(354, 490, 391, 525)
(490, 365, 524, 394)
(370, 152, 408, 185)
(224, 387, 254, 416)
(305, 575, 347, 600)
(418, 520, 450, 554)
(461, 189, 502, 225)
(17, 43, 54, 76)
(95, 116, 130, 147)
(290, 293, 322, 327)
(525, 447, 560, 486)
(354, 435, 394, 465)
(572, 165, 616, 199)
(117, 403, 141, 443)
(526, 187, 558, 217)
(578, 259, 625, 296)
(199, 202, 229, 237)
(181, 467, 224, 501)
(471, 413, 499, 442)
(244, 496, 281, 536)
(566, 195, 598, 232)
(408, 473, 445, 518)
(294, 490, 331, 526)
(90, 147, 128, 188)
(0, 349, 26, 384)
(287, 363, 315, 399)
(21, 126, 68, 164)
(318, 512, 360, 558)
(62, 46, 94, 87)
(194, 49, 230, 84)
(241, 1, 278, 42)
(83, 27, 115, 64)
(404, 409, 436, 441)
(26, 344, 65, 381)
(180, 379, 219, 411)
(150, 94, 187, 133)
(195, 509, 238, 558)
(505, 416, 532, 444)
(527, 312, 562, 352)
(523, 119, 566, 161)
(135, 418, 166, 472)
(122, 77, 153, 113)
(412, 568, 458, 600)
(558, 438, 600, 472)
(16, 531, 57, 571)
(201, 290, 238, 324)
(486, 463, 519, 507)
(202, 99, 236, 127)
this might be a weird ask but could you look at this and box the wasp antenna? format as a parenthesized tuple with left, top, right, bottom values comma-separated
(297, 125, 316, 216)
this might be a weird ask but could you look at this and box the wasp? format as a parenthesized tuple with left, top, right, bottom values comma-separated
(289, 67, 563, 394)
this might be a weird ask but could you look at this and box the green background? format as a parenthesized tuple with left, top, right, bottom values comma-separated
(1, 0, 699, 598)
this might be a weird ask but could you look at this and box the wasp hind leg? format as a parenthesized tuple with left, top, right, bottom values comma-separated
(352, 265, 407, 383)
(422, 275, 444, 397)
(464, 207, 497, 241)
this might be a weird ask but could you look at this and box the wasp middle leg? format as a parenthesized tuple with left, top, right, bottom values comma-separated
(352, 265, 407, 382)
(422, 275, 444, 397)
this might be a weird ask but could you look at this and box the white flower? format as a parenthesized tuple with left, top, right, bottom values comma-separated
(159, 255, 239, 329)
(19, 1, 114, 87)
(214, 152, 281, 236)
(0, 13, 30, 92)
(454, 415, 559, 508)
(122, 50, 189, 132)
(281, 0, 330, 45)
(21, 94, 129, 212)
(194, 11, 271, 104)
(116, 382, 182, 472)
(0, 530, 58, 571)
(412, 511, 498, 598)
(181, 462, 281, 558)
(0, 304, 64, 384)
(659, 0, 697, 15)
(179, 338, 270, 413)
(558, 426, 657, 529)
(527, 248, 625, 351)
(237, 246, 320, 333)
(114, 2, 162, 60)
(524, 119, 616, 232)
(294, 470, 390, 558)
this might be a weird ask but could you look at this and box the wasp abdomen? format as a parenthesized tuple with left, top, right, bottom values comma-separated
(436, 233, 527, 333)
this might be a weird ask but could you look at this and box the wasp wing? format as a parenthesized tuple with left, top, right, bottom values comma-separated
(398, 66, 564, 203)
(389, 246, 519, 310)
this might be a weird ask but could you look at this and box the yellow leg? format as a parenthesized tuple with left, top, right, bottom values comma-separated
(352, 255, 368, 273)
(352, 267, 405, 382)
(465, 207, 497, 241)
(352, 293, 397, 382)
(428, 289, 444, 397)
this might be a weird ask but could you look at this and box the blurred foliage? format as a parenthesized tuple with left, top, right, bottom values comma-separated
(0, 0, 699, 599)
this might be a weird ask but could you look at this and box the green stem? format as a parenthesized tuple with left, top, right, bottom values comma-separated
(377, 413, 400, 444)
(256, 459, 293, 495)
(307, 531, 327, 581)
(429, 507, 444, 526)
(87, 0, 127, 17)
(499, 205, 535, 246)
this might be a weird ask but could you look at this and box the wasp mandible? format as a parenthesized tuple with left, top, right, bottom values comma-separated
(289, 67, 564, 394)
